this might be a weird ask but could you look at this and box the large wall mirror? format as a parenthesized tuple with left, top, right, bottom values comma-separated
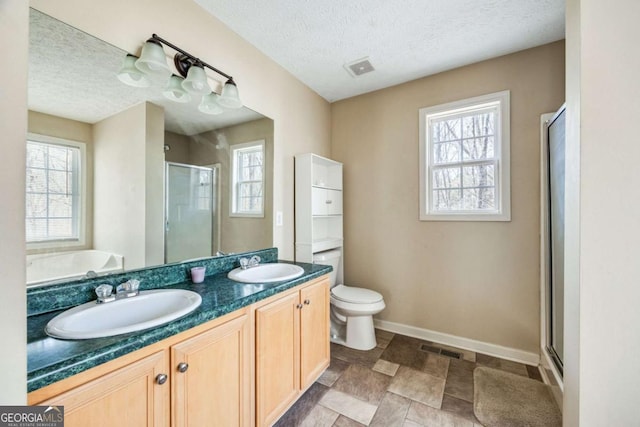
(27, 8, 274, 287)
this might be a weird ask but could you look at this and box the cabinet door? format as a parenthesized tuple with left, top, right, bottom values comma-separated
(255, 292, 300, 427)
(300, 279, 331, 389)
(312, 188, 343, 216)
(311, 187, 327, 216)
(40, 351, 169, 427)
(325, 189, 342, 215)
(172, 314, 251, 427)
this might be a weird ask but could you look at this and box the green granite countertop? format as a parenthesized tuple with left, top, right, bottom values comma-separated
(27, 260, 331, 392)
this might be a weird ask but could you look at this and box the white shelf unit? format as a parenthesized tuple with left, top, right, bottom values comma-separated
(295, 153, 344, 283)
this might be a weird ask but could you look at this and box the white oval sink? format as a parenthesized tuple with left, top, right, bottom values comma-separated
(227, 263, 305, 283)
(46, 289, 202, 340)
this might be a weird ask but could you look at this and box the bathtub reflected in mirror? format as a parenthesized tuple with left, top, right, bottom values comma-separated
(27, 250, 124, 286)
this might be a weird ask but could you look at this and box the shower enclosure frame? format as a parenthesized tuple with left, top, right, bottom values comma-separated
(164, 161, 220, 263)
(539, 107, 566, 389)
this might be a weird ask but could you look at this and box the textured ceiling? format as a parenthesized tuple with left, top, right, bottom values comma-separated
(29, 9, 263, 136)
(195, 0, 565, 102)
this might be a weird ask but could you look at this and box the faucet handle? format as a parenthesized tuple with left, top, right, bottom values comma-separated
(95, 284, 113, 299)
(117, 279, 140, 294)
(239, 258, 249, 269)
(127, 279, 140, 292)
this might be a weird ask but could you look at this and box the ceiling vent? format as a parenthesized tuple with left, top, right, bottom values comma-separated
(344, 57, 375, 77)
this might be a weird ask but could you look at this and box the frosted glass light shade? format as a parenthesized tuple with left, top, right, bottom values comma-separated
(117, 54, 150, 87)
(198, 92, 224, 115)
(182, 64, 211, 95)
(163, 75, 191, 103)
(135, 40, 171, 79)
(217, 79, 242, 109)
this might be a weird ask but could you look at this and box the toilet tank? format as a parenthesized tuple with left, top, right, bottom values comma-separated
(312, 249, 341, 286)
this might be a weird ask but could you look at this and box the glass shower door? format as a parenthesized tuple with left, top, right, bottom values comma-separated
(165, 162, 215, 263)
(546, 106, 566, 372)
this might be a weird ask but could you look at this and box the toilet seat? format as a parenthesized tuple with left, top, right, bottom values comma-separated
(331, 284, 383, 304)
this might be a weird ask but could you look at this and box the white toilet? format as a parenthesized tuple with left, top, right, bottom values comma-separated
(313, 249, 385, 351)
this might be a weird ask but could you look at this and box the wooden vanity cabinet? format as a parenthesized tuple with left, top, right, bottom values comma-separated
(31, 309, 251, 427)
(38, 350, 169, 427)
(255, 276, 330, 427)
(171, 313, 251, 427)
(299, 279, 331, 388)
(29, 275, 330, 427)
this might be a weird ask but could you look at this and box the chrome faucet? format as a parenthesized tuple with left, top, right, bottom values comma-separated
(239, 255, 261, 270)
(95, 279, 140, 304)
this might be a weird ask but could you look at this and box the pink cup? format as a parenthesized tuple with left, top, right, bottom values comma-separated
(191, 266, 206, 283)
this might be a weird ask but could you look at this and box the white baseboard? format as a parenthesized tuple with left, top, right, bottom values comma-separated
(374, 319, 540, 366)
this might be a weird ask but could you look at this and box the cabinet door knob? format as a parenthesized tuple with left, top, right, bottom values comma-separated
(325, 200, 333, 204)
(156, 373, 168, 385)
(177, 362, 189, 373)
(296, 303, 303, 309)
(304, 299, 311, 305)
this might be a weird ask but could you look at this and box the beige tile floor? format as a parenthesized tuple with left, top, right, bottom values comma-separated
(274, 329, 544, 426)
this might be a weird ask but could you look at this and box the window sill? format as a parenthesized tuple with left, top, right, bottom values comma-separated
(229, 213, 265, 219)
(420, 212, 511, 222)
(27, 238, 85, 252)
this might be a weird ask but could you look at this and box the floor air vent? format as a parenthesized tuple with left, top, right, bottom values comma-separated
(419, 344, 462, 359)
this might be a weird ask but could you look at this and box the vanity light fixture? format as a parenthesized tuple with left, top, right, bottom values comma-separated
(218, 79, 242, 109)
(116, 54, 150, 87)
(135, 40, 172, 79)
(119, 34, 243, 110)
(163, 74, 191, 103)
(199, 92, 224, 115)
(181, 62, 210, 95)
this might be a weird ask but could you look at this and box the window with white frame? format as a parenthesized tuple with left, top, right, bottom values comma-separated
(419, 90, 510, 221)
(26, 136, 85, 244)
(230, 140, 265, 217)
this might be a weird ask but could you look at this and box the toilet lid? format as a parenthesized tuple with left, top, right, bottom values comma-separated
(331, 284, 383, 304)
